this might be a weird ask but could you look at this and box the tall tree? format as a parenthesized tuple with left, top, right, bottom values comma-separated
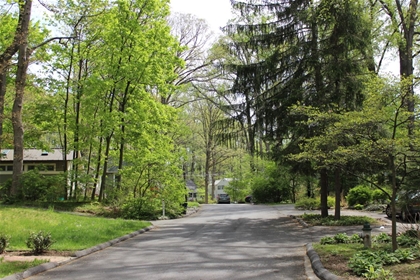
(222, 0, 372, 217)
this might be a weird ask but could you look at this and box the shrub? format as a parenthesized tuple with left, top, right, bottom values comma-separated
(327, 196, 335, 208)
(372, 189, 390, 204)
(354, 204, 364, 210)
(295, 197, 319, 210)
(0, 234, 10, 254)
(26, 231, 54, 254)
(346, 185, 372, 206)
(120, 197, 163, 220)
(18, 170, 66, 202)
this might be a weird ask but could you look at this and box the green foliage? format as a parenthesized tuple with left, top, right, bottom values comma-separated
(26, 231, 55, 254)
(348, 246, 419, 276)
(120, 197, 161, 220)
(320, 233, 361, 245)
(250, 161, 291, 203)
(0, 234, 10, 254)
(320, 236, 336, 245)
(295, 197, 319, 210)
(373, 233, 391, 244)
(327, 196, 335, 208)
(362, 266, 395, 280)
(346, 185, 372, 206)
(354, 204, 364, 210)
(1, 206, 151, 251)
(350, 233, 363, 244)
(0, 179, 12, 200)
(394, 248, 416, 262)
(18, 170, 66, 202)
(301, 214, 376, 226)
(349, 251, 383, 276)
(397, 234, 419, 247)
(0, 258, 49, 278)
(372, 189, 390, 204)
(334, 233, 351, 244)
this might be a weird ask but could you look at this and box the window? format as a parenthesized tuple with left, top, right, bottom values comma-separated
(27, 165, 55, 171)
(218, 186, 224, 190)
(0, 165, 13, 171)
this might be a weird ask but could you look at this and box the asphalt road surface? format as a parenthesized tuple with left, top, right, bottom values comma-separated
(28, 204, 321, 280)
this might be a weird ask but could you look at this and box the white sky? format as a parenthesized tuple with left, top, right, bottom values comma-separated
(170, 0, 233, 33)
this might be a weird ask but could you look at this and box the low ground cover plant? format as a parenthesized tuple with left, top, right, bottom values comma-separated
(315, 231, 420, 279)
(301, 213, 377, 226)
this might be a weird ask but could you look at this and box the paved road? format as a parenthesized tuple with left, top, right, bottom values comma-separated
(28, 204, 320, 280)
(26, 204, 402, 280)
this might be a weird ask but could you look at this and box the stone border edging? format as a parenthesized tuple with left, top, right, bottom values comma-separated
(306, 243, 343, 280)
(289, 214, 310, 227)
(1, 225, 155, 280)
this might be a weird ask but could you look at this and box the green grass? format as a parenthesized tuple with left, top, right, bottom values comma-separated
(0, 205, 151, 251)
(0, 258, 49, 278)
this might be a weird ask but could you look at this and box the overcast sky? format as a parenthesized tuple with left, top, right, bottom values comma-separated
(170, 0, 233, 33)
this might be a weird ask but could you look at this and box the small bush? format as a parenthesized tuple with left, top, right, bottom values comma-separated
(327, 196, 335, 208)
(26, 231, 54, 254)
(0, 234, 10, 254)
(295, 197, 319, 210)
(372, 189, 390, 204)
(346, 185, 372, 206)
(354, 204, 364, 210)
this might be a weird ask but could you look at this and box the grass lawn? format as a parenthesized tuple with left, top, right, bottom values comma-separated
(0, 205, 151, 278)
(0, 258, 49, 278)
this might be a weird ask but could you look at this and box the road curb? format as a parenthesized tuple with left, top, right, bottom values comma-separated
(289, 214, 310, 227)
(306, 243, 343, 280)
(1, 225, 155, 280)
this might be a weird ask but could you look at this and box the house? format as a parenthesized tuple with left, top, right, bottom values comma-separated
(186, 179, 197, 201)
(209, 178, 232, 199)
(0, 149, 73, 183)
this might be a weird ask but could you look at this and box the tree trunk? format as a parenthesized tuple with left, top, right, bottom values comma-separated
(320, 168, 329, 217)
(11, 42, 30, 195)
(0, 70, 6, 150)
(99, 135, 112, 202)
(334, 168, 341, 220)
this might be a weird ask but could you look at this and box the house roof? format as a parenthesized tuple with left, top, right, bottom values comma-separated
(186, 179, 197, 191)
(0, 149, 73, 161)
(214, 178, 232, 186)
